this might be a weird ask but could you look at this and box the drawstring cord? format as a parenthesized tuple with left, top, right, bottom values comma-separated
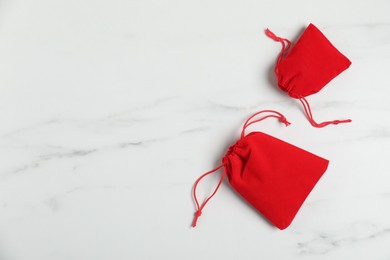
(265, 28, 291, 76)
(192, 110, 290, 227)
(192, 164, 225, 227)
(241, 110, 290, 139)
(299, 97, 352, 128)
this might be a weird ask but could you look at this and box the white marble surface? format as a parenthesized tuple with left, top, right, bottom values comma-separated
(0, 0, 390, 259)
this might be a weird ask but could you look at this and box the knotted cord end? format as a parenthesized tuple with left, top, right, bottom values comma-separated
(333, 119, 352, 125)
(192, 210, 202, 228)
(280, 116, 291, 127)
(265, 28, 278, 41)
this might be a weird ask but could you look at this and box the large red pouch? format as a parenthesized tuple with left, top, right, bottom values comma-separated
(192, 110, 329, 229)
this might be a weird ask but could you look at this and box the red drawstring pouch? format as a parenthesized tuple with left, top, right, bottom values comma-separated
(265, 23, 352, 128)
(192, 110, 329, 230)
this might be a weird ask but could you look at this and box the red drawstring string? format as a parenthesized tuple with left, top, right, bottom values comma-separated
(265, 28, 291, 76)
(299, 97, 352, 128)
(241, 110, 290, 139)
(192, 110, 290, 228)
(192, 164, 225, 228)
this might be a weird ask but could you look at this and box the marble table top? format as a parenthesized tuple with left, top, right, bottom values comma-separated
(0, 0, 389, 259)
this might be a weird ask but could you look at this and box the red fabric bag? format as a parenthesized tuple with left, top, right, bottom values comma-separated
(266, 24, 352, 128)
(192, 110, 329, 229)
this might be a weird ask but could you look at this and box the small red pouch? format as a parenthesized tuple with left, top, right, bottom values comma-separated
(266, 24, 352, 128)
(192, 110, 329, 229)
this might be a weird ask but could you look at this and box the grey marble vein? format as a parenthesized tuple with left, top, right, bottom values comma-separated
(297, 224, 390, 255)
